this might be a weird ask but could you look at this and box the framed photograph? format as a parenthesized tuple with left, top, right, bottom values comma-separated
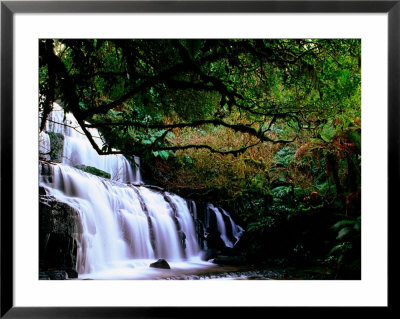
(1, 0, 396, 317)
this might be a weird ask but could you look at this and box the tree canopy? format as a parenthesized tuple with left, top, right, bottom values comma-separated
(39, 39, 360, 158)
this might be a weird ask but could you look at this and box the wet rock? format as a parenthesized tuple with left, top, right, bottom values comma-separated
(39, 162, 53, 184)
(150, 259, 171, 269)
(205, 228, 226, 250)
(39, 195, 83, 272)
(40, 270, 69, 280)
(39, 154, 51, 161)
(213, 255, 247, 266)
(193, 202, 244, 251)
(65, 268, 78, 279)
(39, 186, 47, 196)
(47, 132, 64, 163)
(39, 272, 51, 280)
(205, 248, 219, 260)
(142, 184, 165, 192)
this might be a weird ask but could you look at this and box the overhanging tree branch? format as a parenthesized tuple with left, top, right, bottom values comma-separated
(153, 141, 261, 156)
(87, 118, 262, 137)
(81, 62, 192, 118)
(87, 118, 297, 145)
(40, 40, 105, 155)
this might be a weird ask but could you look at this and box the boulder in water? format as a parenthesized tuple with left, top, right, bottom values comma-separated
(150, 259, 171, 269)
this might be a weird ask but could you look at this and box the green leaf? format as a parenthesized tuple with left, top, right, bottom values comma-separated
(152, 150, 170, 160)
(320, 120, 336, 142)
(167, 131, 176, 140)
(332, 220, 356, 230)
(142, 139, 153, 145)
(158, 150, 170, 160)
(353, 222, 361, 231)
(337, 227, 352, 240)
(79, 101, 87, 110)
(329, 244, 343, 255)
(179, 40, 205, 59)
(272, 186, 292, 198)
(183, 155, 192, 164)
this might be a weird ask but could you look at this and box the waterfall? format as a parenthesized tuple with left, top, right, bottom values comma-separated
(40, 164, 201, 274)
(39, 131, 51, 161)
(39, 103, 243, 279)
(41, 103, 140, 183)
(207, 204, 244, 248)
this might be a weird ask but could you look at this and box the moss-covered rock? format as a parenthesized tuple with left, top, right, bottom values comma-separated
(74, 164, 111, 179)
(47, 132, 64, 163)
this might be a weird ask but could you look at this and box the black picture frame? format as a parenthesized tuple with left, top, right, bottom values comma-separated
(1, 0, 396, 317)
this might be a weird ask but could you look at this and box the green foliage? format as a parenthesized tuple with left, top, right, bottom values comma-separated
(320, 120, 336, 142)
(332, 218, 361, 237)
(248, 216, 275, 232)
(179, 40, 205, 60)
(328, 242, 353, 264)
(40, 39, 361, 159)
(152, 150, 172, 160)
(315, 180, 331, 196)
(272, 185, 292, 198)
(327, 216, 361, 274)
(274, 146, 296, 167)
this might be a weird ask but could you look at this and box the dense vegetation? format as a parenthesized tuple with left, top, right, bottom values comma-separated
(39, 39, 361, 279)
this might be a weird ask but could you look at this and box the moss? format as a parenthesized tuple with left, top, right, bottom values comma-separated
(74, 165, 111, 179)
(47, 132, 64, 163)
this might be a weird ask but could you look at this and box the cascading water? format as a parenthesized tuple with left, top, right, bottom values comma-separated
(42, 103, 140, 183)
(207, 204, 244, 248)
(39, 103, 243, 279)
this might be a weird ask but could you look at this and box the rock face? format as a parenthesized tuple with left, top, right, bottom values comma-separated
(47, 132, 64, 163)
(150, 259, 171, 269)
(212, 255, 247, 266)
(39, 187, 82, 278)
(187, 201, 243, 254)
(39, 270, 71, 280)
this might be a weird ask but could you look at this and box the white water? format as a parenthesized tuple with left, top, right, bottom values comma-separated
(220, 207, 245, 247)
(167, 194, 202, 257)
(208, 204, 244, 248)
(40, 104, 216, 279)
(42, 103, 140, 183)
(40, 165, 208, 277)
(39, 131, 51, 155)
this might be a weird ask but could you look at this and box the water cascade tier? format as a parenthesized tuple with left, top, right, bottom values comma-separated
(39, 103, 243, 279)
(40, 103, 140, 183)
(206, 204, 244, 249)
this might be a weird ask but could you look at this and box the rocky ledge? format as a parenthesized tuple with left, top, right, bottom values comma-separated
(39, 187, 82, 279)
